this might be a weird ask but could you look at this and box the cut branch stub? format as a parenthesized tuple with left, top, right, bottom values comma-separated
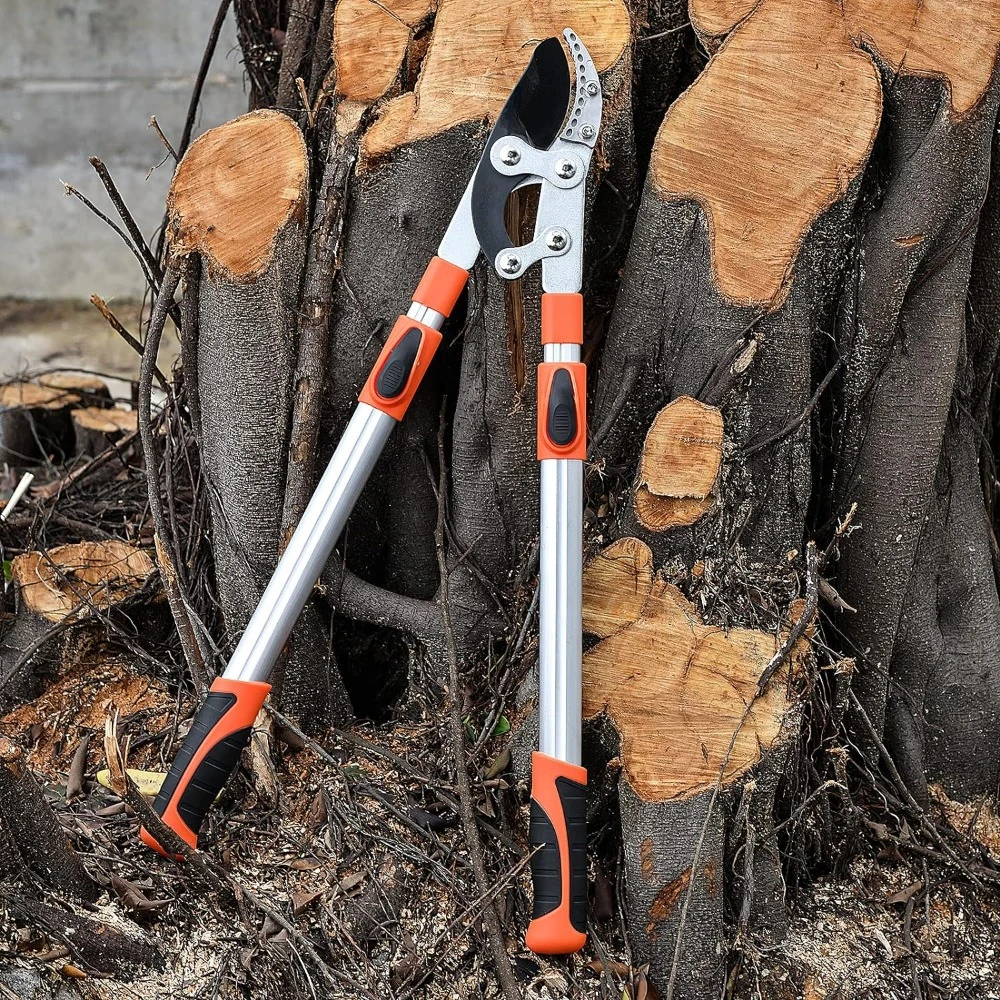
(11, 541, 155, 624)
(359, 0, 631, 159)
(582, 537, 802, 799)
(634, 395, 723, 531)
(651, 0, 882, 306)
(166, 110, 309, 278)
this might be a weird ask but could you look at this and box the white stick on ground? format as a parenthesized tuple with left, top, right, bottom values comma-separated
(1, 472, 34, 522)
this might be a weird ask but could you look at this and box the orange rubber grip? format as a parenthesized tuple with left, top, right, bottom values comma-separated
(541, 292, 584, 346)
(526, 752, 588, 954)
(140, 677, 270, 857)
(413, 256, 469, 317)
(359, 316, 443, 421)
(537, 362, 586, 460)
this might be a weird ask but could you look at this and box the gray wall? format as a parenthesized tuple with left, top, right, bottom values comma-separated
(0, 1, 248, 299)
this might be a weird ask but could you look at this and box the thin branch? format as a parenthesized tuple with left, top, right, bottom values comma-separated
(308, 0, 337, 102)
(757, 541, 819, 695)
(178, 0, 232, 160)
(62, 183, 158, 292)
(849, 690, 984, 890)
(89, 156, 163, 285)
(152, 0, 231, 264)
(89, 294, 169, 391)
(281, 129, 357, 545)
(433, 403, 521, 1000)
(137, 265, 206, 687)
(277, 0, 320, 113)
(148, 116, 179, 161)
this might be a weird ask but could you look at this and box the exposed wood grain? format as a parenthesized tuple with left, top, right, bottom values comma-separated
(635, 396, 723, 531)
(11, 541, 155, 623)
(689, 0, 760, 38)
(0, 383, 81, 410)
(38, 373, 111, 401)
(71, 407, 137, 435)
(361, 0, 631, 158)
(651, 0, 882, 306)
(582, 538, 802, 801)
(166, 110, 309, 278)
(694, 0, 1000, 118)
(845, 0, 1000, 116)
(334, 0, 434, 112)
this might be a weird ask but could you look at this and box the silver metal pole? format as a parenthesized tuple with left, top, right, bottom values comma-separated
(223, 302, 443, 685)
(537, 343, 583, 765)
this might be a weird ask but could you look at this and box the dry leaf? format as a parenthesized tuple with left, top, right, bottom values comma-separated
(887, 880, 922, 906)
(66, 732, 90, 801)
(291, 890, 322, 916)
(336, 872, 366, 894)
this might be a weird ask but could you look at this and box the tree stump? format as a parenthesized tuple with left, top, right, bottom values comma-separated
(1, 541, 156, 711)
(71, 406, 137, 456)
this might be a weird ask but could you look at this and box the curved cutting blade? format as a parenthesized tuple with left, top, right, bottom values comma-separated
(470, 36, 570, 270)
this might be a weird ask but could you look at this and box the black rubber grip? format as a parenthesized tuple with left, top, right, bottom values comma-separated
(529, 776, 588, 931)
(152, 692, 252, 839)
(375, 327, 422, 399)
(546, 368, 577, 446)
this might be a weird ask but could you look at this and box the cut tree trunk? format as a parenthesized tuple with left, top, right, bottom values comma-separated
(579, 538, 807, 990)
(0, 375, 112, 468)
(164, 109, 353, 729)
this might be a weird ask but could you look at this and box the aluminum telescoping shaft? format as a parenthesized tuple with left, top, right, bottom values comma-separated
(222, 301, 445, 684)
(536, 341, 583, 765)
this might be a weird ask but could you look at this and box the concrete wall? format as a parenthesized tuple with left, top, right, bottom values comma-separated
(0, 1, 248, 299)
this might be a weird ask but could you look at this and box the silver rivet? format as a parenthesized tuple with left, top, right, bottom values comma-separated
(546, 230, 568, 251)
(580, 123, 596, 140)
(500, 253, 521, 275)
(500, 146, 520, 166)
(555, 158, 576, 179)
(586, 81, 599, 97)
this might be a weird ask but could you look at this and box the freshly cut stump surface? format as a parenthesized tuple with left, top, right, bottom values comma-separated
(582, 537, 802, 798)
(166, 110, 309, 278)
(11, 541, 155, 623)
(635, 396, 723, 531)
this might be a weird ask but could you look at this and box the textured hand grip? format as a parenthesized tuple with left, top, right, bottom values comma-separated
(140, 677, 270, 856)
(526, 751, 588, 955)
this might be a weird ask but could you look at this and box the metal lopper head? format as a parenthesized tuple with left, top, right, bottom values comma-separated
(436, 29, 603, 295)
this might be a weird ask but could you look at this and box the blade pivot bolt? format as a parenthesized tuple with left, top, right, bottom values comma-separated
(556, 158, 577, 179)
(580, 123, 596, 140)
(546, 229, 569, 251)
(500, 253, 522, 275)
(500, 146, 521, 166)
(585, 81, 599, 97)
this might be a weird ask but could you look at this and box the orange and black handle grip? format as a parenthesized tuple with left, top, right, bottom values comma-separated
(359, 257, 468, 421)
(139, 677, 270, 856)
(537, 362, 586, 461)
(525, 752, 588, 955)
